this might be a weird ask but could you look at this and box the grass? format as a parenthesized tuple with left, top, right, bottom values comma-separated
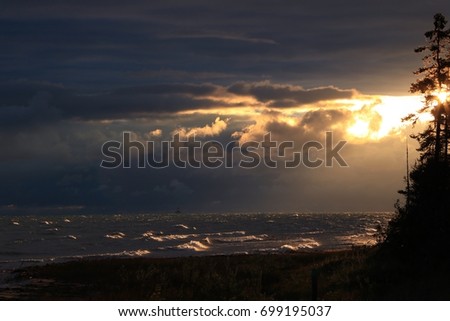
(4, 248, 372, 300)
(5, 246, 449, 300)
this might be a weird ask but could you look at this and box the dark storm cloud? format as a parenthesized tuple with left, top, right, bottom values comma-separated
(228, 82, 356, 106)
(0, 80, 355, 124)
(0, 92, 60, 127)
(0, 81, 228, 122)
(61, 83, 226, 119)
(1, 0, 447, 213)
(1, 0, 448, 94)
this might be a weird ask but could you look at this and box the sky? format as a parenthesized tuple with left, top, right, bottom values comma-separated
(1, 0, 448, 214)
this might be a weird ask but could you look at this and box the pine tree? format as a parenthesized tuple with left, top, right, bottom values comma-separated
(368, 15, 450, 299)
(407, 13, 450, 162)
(383, 14, 450, 257)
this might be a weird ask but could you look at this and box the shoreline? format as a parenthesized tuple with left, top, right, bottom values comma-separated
(0, 248, 371, 300)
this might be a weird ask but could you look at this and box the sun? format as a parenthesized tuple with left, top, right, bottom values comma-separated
(346, 95, 425, 141)
(435, 89, 449, 104)
(347, 119, 370, 138)
(437, 91, 448, 103)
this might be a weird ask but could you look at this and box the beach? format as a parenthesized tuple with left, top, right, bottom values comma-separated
(0, 249, 371, 300)
(3, 244, 450, 301)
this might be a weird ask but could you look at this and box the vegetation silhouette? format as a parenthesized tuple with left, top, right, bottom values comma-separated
(370, 13, 450, 299)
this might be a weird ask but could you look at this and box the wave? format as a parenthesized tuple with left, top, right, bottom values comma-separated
(336, 234, 377, 246)
(65, 249, 152, 260)
(146, 233, 199, 242)
(121, 249, 151, 256)
(142, 230, 247, 242)
(27, 249, 152, 264)
(174, 224, 190, 230)
(364, 227, 378, 233)
(105, 232, 126, 239)
(211, 231, 246, 236)
(176, 240, 210, 252)
(280, 238, 320, 251)
(142, 231, 163, 238)
(208, 234, 268, 243)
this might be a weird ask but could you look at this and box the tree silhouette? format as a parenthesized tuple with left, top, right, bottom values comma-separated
(368, 16, 450, 299)
(406, 13, 450, 162)
(383, 14, 450, 258)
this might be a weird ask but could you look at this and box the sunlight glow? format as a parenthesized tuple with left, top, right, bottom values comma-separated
(176, 93, 429, 143)
(280, 116, 299, 127)
(436, 89, 449, 104)
(347, 119, 371, 138)
(346, 95, 425, 141)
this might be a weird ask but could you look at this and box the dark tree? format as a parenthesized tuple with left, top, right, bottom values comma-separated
(365, 14, 450, 300)
(407, 13, 450, 162)
(383, 14, 450, 257)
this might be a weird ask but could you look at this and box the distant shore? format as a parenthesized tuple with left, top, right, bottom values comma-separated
(1, 249, 372, 300)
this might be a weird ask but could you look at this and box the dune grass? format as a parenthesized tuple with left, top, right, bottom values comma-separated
(5, 246, 449, 300)
(5, 249, 371, 300)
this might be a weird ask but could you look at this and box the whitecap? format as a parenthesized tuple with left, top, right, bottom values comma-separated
(123, 249, 151, 256)
(210, 234, 268, 243)
(142, 230, 165, 238)
(176, 240, 210, 252)
(280, 238, 320, 251)
(204, 231, 246, 237)
(174, 224, 190, 229)
(280, 245, 298, 252)
(148, 233, 198, 242)
(105, 232, 126, 239)
(68, 249, 151, 260)
(66, 235, 77, 240)
(336, 234, 377, 246)
(142, 231, 154, 238)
